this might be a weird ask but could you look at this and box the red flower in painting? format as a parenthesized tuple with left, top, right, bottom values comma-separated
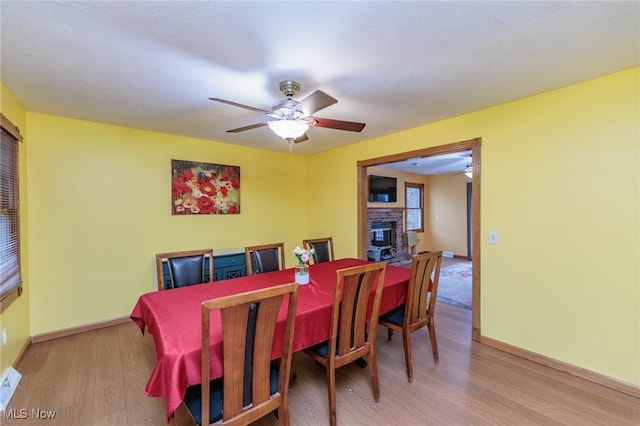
(172, 181, 190, 197)
(231, 179, 240, 189)
(199, 182, 216, 195)
(227, 204, 238, 214)
(198, 196, 214, 214)
(182, 170, 194, 180)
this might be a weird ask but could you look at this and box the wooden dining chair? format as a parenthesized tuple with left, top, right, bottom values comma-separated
(304, 262, 386, 426)
(183, 282, 298, 426)
(155, 249, 214, 290)
(303, 237, 335, 264)
(378, 251, 443, 382)
(244, 243, 285, 275)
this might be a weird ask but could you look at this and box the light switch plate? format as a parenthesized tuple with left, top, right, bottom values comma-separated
(489, 231, 499, 244)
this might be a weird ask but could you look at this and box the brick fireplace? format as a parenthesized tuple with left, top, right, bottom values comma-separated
(366, 208, 408, 264)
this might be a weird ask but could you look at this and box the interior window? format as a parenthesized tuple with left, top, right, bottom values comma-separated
(1, 114, 23, 311)
(405, 183, 424, 232)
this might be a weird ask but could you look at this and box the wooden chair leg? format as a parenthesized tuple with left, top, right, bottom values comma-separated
(276, 405, 290, 426)
(327, 367, 337, 426)
(369, 349, 380, 402)
(427, 321, 439, 364)
(274, 358, 298, 387)
(402, 330, 413, 383)
(387, 327, 393, 340)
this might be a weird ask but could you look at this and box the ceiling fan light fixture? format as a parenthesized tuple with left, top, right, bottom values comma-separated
(267, 120, 309, 140)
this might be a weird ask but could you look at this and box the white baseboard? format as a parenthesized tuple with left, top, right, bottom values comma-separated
(0, 367, 22, 411)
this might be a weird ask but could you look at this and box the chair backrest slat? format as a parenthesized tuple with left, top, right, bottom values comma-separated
(244, 243, 285, 275)
(333, 262, 386, 360)
(155, 249, 214, 290)
(303, 237, 335, 264)
(407, 251, 442, 326)
(199, 283, 298, 425)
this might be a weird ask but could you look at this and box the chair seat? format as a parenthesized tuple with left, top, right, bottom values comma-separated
(184, 367, 279, 425)
(308, 339, 347, 358)
(307, 340, 330, 358)
(379, 304, 405, 327)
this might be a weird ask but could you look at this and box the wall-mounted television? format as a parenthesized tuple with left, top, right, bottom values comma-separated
(368, 175, 397, 202)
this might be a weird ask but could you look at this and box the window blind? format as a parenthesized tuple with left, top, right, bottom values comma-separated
(0, 126, 21, 302)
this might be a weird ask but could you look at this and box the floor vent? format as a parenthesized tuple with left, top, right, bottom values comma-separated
(0, 367, 22, 411)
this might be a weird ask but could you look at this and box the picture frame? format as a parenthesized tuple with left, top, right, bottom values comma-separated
(171, 159, 240, 215)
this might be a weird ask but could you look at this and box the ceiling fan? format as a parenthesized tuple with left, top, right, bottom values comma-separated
(451, 163, 473, 179)
(209, 80, 366, 144)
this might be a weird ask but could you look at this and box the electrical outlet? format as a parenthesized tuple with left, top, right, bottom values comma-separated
(1, 328, 6, 346)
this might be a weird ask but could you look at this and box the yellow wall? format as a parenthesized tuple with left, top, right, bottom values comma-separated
(424, 173, 468, 256)
(25, 113, 309, 334)
(0, 83, 31, 374)
(309, 68, 639, 386)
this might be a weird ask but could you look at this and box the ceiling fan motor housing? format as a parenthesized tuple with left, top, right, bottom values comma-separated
(271, 99, 300, 119)
(278, 80, 301, 98)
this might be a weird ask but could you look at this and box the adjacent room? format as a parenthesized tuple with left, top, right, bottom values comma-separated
(1, 2, 638, 425)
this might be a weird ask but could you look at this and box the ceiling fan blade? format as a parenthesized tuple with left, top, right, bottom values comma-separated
(227, 122, 268, 133)
(292, 90, 337, 117)
(311, 117, 366, 132)
(209, 98, 271, 114)
(293, 133, 309, 143)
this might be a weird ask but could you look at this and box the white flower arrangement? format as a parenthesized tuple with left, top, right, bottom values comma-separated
(293, 246, 314, 265)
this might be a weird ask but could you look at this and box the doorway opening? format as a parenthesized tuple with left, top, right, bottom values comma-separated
(356, 137, 481, 341)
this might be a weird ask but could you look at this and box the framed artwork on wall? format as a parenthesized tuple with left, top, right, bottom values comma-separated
(171, 159, 240, 215)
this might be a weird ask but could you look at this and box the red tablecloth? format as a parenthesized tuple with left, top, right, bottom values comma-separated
(130, 258, 410, 420)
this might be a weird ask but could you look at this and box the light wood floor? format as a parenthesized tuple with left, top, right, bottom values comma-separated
(5, 302, 638, 425)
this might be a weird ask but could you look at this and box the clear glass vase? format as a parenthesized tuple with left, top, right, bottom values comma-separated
(295, 263, 309, 285)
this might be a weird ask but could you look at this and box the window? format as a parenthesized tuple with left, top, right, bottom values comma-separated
(0, 114, 23, 311)
(405, 182, 424, 232)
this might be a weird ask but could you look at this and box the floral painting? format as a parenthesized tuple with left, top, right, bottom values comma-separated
(171, 159, 240, 215)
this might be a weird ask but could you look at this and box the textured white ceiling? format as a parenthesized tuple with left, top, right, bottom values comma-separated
(1, 1, 638, 159)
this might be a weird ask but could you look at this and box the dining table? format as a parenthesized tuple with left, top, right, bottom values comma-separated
(130, 257, 411, 420)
